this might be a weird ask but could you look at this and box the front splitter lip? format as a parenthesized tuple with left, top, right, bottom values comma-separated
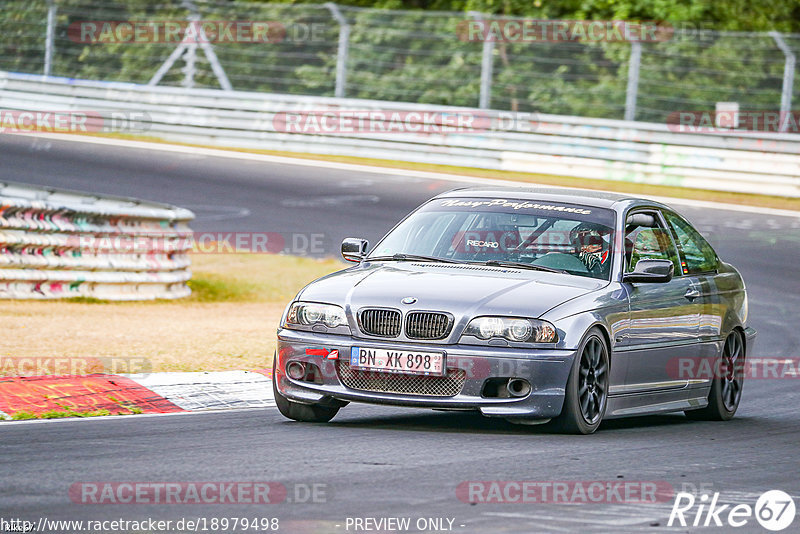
(279, 380, 567, 419)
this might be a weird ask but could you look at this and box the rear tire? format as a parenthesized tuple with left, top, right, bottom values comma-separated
(685, 330, 744, 421)
(552, 328, 609, 434)
(272, 357, 339, 423)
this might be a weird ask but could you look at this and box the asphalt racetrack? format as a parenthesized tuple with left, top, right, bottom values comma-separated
(2, 134, 799, 533)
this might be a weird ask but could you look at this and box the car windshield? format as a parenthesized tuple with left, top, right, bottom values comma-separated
(369, 197, 617, 280)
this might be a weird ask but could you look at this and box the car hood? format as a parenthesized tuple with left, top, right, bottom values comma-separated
(297, 262, 606, 321)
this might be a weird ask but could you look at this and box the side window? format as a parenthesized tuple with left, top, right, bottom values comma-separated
(663, 212, 718, 275)
(624, 212, 681, 275)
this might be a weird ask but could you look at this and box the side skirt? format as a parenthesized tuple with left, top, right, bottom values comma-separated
(604, 388, 710, 419)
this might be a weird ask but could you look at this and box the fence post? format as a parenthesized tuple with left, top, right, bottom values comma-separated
(770, 31, 796, 133)
(43, 0, 57, 77)
(624, 41, 642, 121)
(325, 3, 350, 98)
(469, 11, 494, 109)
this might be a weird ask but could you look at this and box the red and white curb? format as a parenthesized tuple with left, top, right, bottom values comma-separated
(0, 370, 275, 420)
(130, 371, 276, 411)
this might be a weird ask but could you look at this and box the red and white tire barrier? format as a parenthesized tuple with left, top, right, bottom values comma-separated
(0, 181, 194, 300)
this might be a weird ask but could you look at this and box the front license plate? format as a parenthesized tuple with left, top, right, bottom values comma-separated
(350, 347, 445, 376)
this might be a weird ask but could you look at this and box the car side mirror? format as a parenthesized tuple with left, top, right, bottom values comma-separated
(623, 259, 674, 284)
(342, 238, 369, 263)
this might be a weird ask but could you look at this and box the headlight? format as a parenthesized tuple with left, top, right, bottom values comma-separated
(463, 316, 557, 343)
(285, 302, 347, 328)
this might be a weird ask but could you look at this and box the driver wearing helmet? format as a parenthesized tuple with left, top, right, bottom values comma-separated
(570, 222, 611, 276)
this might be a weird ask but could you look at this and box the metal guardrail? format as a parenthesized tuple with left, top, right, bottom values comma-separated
(1, 71, 799, 197)
(0, 180, 194, 300)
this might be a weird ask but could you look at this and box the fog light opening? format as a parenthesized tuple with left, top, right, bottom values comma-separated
(507, 378, 532, 398)
(286, 361, 307, 380)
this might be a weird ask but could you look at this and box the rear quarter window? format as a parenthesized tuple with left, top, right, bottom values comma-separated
(663, 212, 718, 275)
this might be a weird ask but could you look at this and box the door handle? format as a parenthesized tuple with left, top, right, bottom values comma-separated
(684, 288, 701, 300)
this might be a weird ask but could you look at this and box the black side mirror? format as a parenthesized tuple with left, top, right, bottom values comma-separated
(623, 259, 674, 284)
(342, 238, 369, 263)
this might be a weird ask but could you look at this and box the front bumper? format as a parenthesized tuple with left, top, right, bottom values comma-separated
(276, 329, 576, 420)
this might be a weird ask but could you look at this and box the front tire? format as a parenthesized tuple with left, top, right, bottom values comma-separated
(685, 330, 744, 421)
(272, 357, 339, 423)
(552, 328, 609, 434)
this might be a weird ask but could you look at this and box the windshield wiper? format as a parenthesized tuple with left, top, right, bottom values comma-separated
(483, 259, 566, 273)
(367, 253, 460, 264)
(366, 255, 565, 271)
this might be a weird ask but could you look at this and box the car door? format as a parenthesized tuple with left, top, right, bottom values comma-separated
(616, 209, 701, 394)
(662, 211, 725, 355)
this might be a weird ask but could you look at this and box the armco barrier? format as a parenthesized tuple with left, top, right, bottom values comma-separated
(0, 181, 194, 300)
(1, 71, 799, 197)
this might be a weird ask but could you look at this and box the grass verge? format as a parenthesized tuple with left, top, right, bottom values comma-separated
(9, 407, 143, 420)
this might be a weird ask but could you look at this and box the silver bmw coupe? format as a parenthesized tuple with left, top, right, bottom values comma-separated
(274, 187, 755, 434)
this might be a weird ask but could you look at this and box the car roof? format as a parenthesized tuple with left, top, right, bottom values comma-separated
(434, 186, 671, 212)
